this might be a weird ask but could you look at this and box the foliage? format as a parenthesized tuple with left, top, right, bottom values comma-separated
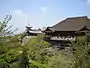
(70, 36, 90, 68)
(24, 34, 73, 68)
(1, 15, 90, 68)
(18, 49, 29, 68)
(24, 34, 51, 68)
(0, 15, 73, 68)
(48, 52, 73, 68)
(0, 15, 13, 36)
(0, 15, 22, 68)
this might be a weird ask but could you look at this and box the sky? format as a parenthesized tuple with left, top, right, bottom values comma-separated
(0, 0, 90, 33)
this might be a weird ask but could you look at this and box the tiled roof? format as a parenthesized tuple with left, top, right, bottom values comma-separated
(52, 16, 90, 31)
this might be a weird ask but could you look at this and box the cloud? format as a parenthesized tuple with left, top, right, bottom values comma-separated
(86, 0, 90, 4)
(11, 9, 29, 33)
(40, 6, 48, 12)
(12, 9, 27, 17)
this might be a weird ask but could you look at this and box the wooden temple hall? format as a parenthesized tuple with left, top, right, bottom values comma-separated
(43, 16, 90, 49)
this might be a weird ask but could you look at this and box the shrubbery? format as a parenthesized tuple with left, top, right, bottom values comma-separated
(0, 15, 90, 68)
(70, 36, 90, 68)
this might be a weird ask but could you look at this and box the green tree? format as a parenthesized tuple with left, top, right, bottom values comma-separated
(24, 34, 51, 68)
(18, 49, 29, 68)
(0, 15, 13, 36)
(24, 34, 73, 68)
(0, 15, 21, 68)
(70, 36, 90, 68)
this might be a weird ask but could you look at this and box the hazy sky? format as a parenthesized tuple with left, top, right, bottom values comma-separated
(0, 0, 90, 32)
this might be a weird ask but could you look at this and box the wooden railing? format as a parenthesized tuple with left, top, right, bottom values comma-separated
(50, 36, 75, 41)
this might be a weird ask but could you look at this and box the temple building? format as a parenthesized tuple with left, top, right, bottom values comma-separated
(43, 16, 90, 49)
(25, 26, 42, 36)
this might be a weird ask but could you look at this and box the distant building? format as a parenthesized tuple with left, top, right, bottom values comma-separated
(43, 16, 90, 49)
(25, 26, 42, 36)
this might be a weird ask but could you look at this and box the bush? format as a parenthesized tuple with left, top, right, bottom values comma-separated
(70, 36, 90, 68)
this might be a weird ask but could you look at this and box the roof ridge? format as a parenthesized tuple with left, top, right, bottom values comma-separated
(52, 18, 67, 28)
(67, 16, 88, 19)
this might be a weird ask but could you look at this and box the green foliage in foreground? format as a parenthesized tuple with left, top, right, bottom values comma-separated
(24, 34, 73, 68)
(0, 34, 90, 68)
(0, 33, 73, 68)
(0, 15, 90, 68)
(70, 36, 90, 68)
